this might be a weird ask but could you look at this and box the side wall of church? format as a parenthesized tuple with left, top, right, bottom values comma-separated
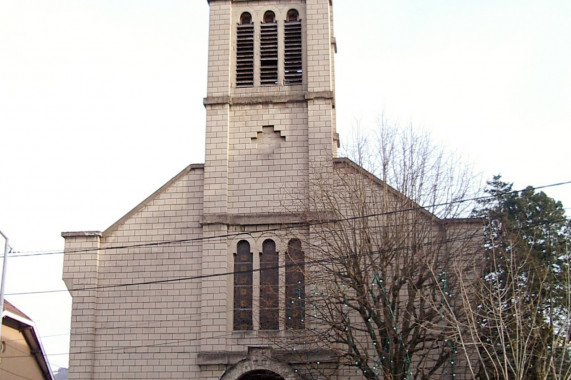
(64, 166, 206, 379)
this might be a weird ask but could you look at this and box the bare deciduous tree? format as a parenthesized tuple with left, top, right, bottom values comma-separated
(276, 121, 482, 380)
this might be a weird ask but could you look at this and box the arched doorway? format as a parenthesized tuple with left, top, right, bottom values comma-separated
(238, 370, 285, 380)
(218, 347, 299, 380)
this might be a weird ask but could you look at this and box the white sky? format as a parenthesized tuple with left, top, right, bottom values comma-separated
(1, 0, 570, 371)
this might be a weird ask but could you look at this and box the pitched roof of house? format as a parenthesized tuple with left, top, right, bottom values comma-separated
(2, 300, 55, 380)
(3, 299, 31, 320)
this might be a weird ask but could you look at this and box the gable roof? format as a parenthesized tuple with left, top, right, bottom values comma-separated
(333, 157, 439, 221)
(103, 163, 205, 236)
(3, 299, 31, 320)
(333, 157, 483, 226)
(2, 300, 55, 380)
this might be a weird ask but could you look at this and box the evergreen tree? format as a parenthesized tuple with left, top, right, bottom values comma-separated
(472, 176, 571, 379)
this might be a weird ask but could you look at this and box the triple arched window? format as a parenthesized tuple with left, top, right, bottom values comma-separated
(233, 238, 305, 331)
(236, 9, 302, 87)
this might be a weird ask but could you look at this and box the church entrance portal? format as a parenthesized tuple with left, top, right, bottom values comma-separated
(238, 370, 285, 380)
(217, 347, 298, 380)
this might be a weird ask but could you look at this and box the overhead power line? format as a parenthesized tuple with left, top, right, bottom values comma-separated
(8, 179, 571, 259)
(1, 331, 237, 360)
(4, 220, 569, 360)
(7, 230, 484, 297)
(8, 214, 566, 298)
(7, 222, 571, 361)
(4, 180, 569, 298)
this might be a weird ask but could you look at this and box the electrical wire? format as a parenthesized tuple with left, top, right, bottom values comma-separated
(3, 220, 568, 361)
(5, 224, 569, 362)
(2, 180, 569, 363)
(0, 367, 35, 380)
(8, 179, 571, 259)
(6, 232, 483, 297)
(5, 213, 568, 298)
(10, 217, 562, 298)
(1, 330, 237, 360)
(6, 197, 570, 298)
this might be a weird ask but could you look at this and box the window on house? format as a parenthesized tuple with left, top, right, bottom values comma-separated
(234, 240, 253, 330)
(236, 12, 254, 87)
(260, 239, 279, 330)
(260, 11, 278, 85)
(285, 238, 305, 329)
(284, 9, 302, 85)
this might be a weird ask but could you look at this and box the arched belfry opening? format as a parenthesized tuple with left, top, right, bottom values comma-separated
(240, 12, 252, 25)
(238, 370, 285, 380)
(286, 9, 299, 22)
(263, 10, 276, 23)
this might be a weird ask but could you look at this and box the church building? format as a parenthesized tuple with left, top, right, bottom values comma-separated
(62, 1, 479, 379)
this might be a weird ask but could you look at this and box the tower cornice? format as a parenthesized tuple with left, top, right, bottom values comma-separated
(203, 91, 334, 107)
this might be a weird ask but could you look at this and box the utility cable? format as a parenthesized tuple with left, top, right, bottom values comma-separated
(8, 179, 571, 259)
(4, 223, 569, 360)
(3, 228, 490, 296)
(5, 214, 568, 298)
(1, 330, 237, 360)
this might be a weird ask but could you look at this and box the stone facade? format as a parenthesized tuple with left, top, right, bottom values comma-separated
(63, 1, 479, 379)
(63, 1, 340, 378)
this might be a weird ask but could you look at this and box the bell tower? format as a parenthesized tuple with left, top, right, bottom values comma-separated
(202, 0, 338, 219)
(200, 0, 338, 352)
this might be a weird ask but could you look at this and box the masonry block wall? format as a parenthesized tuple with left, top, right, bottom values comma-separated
(201, 0, 339, 371)
(62, 1, 367, 379)
(62, 232, 101, 380)
(228, 103, 309, 214)
(206, 1, 232, 98)
(203, 103, 231, 216)
(203, 0, 337, 219)
(63, 166, 206, 379)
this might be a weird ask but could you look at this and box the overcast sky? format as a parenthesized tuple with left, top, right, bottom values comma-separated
(1, 0, 570, 371)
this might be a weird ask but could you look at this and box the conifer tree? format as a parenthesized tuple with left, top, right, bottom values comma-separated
(466, 176, 571, 379)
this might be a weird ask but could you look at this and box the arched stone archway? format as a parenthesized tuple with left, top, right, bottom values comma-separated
(238, 369, 285, 380)
(219, 347, 299, 380)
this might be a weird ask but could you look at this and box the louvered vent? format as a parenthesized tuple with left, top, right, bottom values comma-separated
(236, 24, 254, 87)
(284, 21, 302, 85)
(260, 23, 278, 85)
